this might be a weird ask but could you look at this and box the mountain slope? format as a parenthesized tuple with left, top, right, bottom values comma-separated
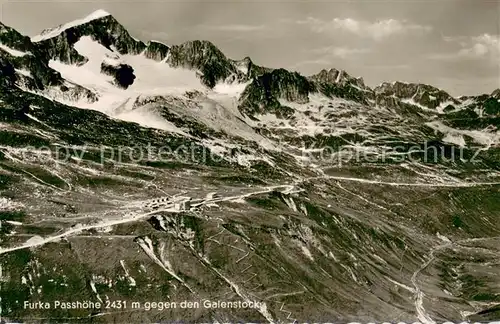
(1, 9, 500, 324)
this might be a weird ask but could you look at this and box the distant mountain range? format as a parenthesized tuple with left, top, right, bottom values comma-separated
(1, 10, 499, 115)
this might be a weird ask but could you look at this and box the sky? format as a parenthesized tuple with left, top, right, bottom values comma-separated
(1, 0, 499, 96)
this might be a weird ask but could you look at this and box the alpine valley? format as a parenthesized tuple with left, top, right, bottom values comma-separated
(1, 9, 500, 323)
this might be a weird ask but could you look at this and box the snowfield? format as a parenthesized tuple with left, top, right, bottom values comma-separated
(44, 36, 278, 151)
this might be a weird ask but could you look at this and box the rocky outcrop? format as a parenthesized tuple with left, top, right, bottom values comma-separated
(231, 56, 273, 80)
(374, 94, 400, 110)
(144, 41, 169, 61)
(101, 60, 136, 89)
(310, 68, 373, 104)
(0, 22, 34, 53)
(443, 89, 500, 116)
(464, 92, 500, 116)
(144, 41, 271, 86)
(56, 82, 99, 103)
(166, 40, 239, 88)
(491, 88, 500, 100)
(21, 56, 62, 88)
(0, 56, 17, 87)
(0, 23, 63, 90)
(483, 97, 500, 115)
(238, 68, 315, 118)
(311, 68, 365, 88)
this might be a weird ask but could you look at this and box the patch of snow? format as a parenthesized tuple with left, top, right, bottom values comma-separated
(0, 197, 24, 211)
(205, 192, 219, 200)
(123, 53, 206, 93)
(328, 251, 338, 261)
(297, 240, 314, 261)
(114, 104, 188, 135)
(0, 43, 29, 57)
(236, 64, 248, 75)
(284, 197, 298, 212)
(201, 139, 229, 156)
(401, 98, 435, 111)
(119, 260, 136, 287)
(89, 280, 97, 293)
(25, 235, 44, 245)
(15, 68, 32, 77)
(96, 225, 113, 233)
(460, 310, 477, 319)
(25, 113, 49, 127)
(436, 232, 451, 243)
(89, 278, 103, 303)
(155, 216, 167, 231)
(387, 277, 415, 293)
(341, 264, 358, 283)
(5, 220, 23, 226)
(150, 39, 168, 45)
(426, 120, 500, 148)
(236, 152, 275, 167)
(212, 81, 249, 97)
(436, 100, 456, 114)
(335, 70, 342, 83)
(163, 94, 275, 150)
(442, 133, 466, 147)
(206, 203, 219, 208)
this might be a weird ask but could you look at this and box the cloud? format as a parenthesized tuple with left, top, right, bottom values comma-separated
(297, 17, 432, 41)
(197, 24, 265, 32)
(431, 33, 500, 63)
(473, 34, 500, 54)
(141, 30, 169, 41)
(310, 46, 371, 59)
(365, 64, 411, 70)
(290, 59, 333, 69)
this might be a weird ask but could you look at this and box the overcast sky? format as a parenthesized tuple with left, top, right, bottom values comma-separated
(1, 0, 499, 96)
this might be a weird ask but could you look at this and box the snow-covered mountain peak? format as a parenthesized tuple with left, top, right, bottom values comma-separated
(32, 9, 112, 42)
(86, 9, 112, 19)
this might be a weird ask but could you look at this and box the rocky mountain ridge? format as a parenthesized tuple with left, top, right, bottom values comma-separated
(2, 9, 497, 120)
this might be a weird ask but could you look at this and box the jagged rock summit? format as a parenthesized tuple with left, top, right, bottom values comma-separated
(374, 81, 460, 110)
